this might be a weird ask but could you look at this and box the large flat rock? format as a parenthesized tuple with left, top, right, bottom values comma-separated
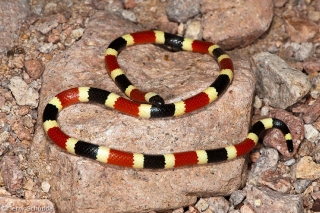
(30, 12, 255, 212)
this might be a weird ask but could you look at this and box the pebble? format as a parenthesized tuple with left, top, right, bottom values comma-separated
(260, 106, 269, 116)
(229, 190, 246, 206)
(296, 156, 320, 180)
(284, 42, 314, 61)
(284, 158, 296, 166)
(194, 198, 209, 212)
(294, 179, 312, 193)
(185, 21, 202, 40)
(203, 197, 229, 213)
(166, 0, 200, 23)
(41, 181, 51, 193)
(23, 179, 34, 191)
(24, 59, 44, 79)
(71, 28, 85, 40)
(38, 42, 54, 53)
(37, 19, 59, 34)
(258, 170, 291, 193)
(303, 99, 320, 124)
(248, 148, 279, 183)
(304, 124, 320, 143)
(0, 131, 9, 144)
(245, 185, 303, 213)
(240, 204, 254, 213)
(253, 95, 262, 109)
(251, 52, 311, 109)
(7, 76, 39, 108)
(121, 10, 137, 22)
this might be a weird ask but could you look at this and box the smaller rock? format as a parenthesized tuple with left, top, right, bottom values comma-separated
(185, 21, 202, 40)
(121, 10, 137, 22)
(294, 179, 312, 193)
(260, 106, 269, 116)
(245, 185, 303, 213)
(248, 148, 279, 183)
(284, 42, 314, 61)
(303, 57, 320, 74)
(284, 158, 296, 166)
(253, 96, 262, 109)
(0, 131, 9, 144)
(194, 198, 209, 212)
(37, 18, 59, 34)
(296, 156, 320, 180)
(284, 17, 318, 43)
(258, 170, 291, 193)
(23, 179, 34, 191)
(41, 181, 51, 193)
(25, 59, 44, 79)
(8, 76, 39, 108)
(203, 197, 229, 213)
(71, 28, 85, 40)
(304, 124, 320, 143)
(294, 42, 313, 61)
(251, 52, 311, 109)
(38, 42, 54, 53)
(166, 0, 200, 23)
(229, 190, 246, 206)
(303, 99, 320, 124)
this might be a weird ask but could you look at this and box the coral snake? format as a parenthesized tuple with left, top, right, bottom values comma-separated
(43, 30, 294, 169)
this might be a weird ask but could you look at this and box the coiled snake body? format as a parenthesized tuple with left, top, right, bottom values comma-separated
(43, 30, 293, 169)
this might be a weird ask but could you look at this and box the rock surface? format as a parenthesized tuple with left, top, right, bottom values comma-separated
(0, 0, 29, 54)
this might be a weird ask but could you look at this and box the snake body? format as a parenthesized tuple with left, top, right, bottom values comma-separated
(43, 30, 293, 169)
